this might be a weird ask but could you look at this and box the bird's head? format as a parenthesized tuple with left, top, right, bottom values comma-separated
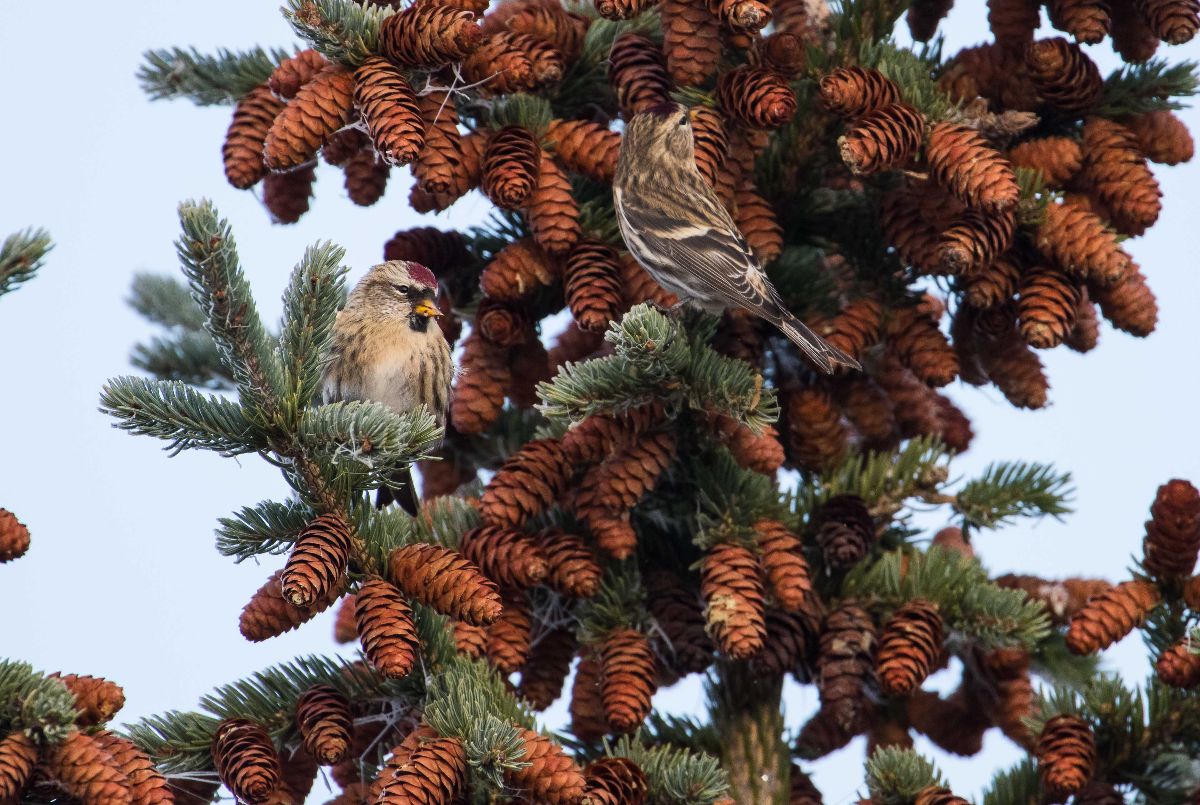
(623, 102, 696, 167)
(350, 260, 444, 333)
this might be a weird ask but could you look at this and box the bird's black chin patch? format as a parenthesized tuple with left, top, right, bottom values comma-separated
(408, 314, 431, 333)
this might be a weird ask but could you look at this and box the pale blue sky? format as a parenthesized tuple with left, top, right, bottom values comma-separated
(1, 2, 1197, 801)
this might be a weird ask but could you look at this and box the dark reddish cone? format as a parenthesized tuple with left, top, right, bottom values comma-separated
(1136, 0, 1199, 42)
(619, 253, 678, 311)
(500, 3, 589, 59)
(837, 375, 898, 449)
(962, 255, 1021, 309)
(378, 737, 468, 805)
(211, 720, 280, 805)
(277, 743, 318, 803)
(936, 206, 1016, 276)
(838, 102, 925, 175)
(1157, 638, 1200, 687)
(734, 179, 783, 263)
(482, 126, 541, 209)
(486, 592, 533, 673)
(1091, 262, 1158, 337)
(1026, 37, 1103, 114)
(282, 513, 351, 608)
(353, 57, 425, 166)
(223, 85, 283, 189)
(545, 119, 621, 183)
(43, 731, 132, 805)
(1017, 266, 1082, 349)
(1046, 0, 1111, 44)
(877, 356, 944, 439)
(564, 240, 623, 332)
(925, 121, 1019, 212)
(506, 728, 586, 804)
(887, 305, 959, 387)
(933, 393, 973, 453)
(712, 416, 786, 475)
(913, 786, 969, 805)
(480, 238, 557, 301)
(646, 571, 716, 677)
(382, 226, 470, 275)
(907, 0, 954, 39)
(480, 437, 572, 528)
(661, 0, 721, 87)
(812, 494, 874, 570)
(354, 579, 419, 679)
(795, 704, 859, 759)
(931, 526, 973, 559)
(876, 600, 944, 696)
(92, 730, 174, 805)
(411, 90, 466, 201)
(518, 627, 577, 710)
(168, 777, 221, 805)
(458, 33, 537, 94)
(267, 50, 327, 100)
(599, 627, 656, 733)
(608, 33, 671, 113)
(1142, 479, 1200, 577)
(1007, 136, 1083, 186)
(294, 686, 352, 764)
(559, 404, 665, 465)
(570, 653, 609, 742)
(881, 184, 942, 274)
(582, 757, 649, 805)
(815, 602, 876, 734)
(718, 66, 797, 129)
(1122, 110, 1194, 165)
(1037, 714, 1096, 797)
(819, 66, 900, 119)
(701, 542, 767, 660)
(988, 0, 1040, 48)
(48, 674, 125, 726)
(453, 620, 489, 658)
(474, 299, 528, 348)
(816, 297, 885, 361)
(262, 64, 354, 171)
(595, 0, 653, 19)
(449, 331, 510, 434)
(342, 148, 390, 207)
(750, 606, 822, 677)
(753, 520, 812, 611)
(788, 764, 823, 805)
(574, 431, 676, 516)
(905, 688, 989, 756)
(1065, 578, 1161, 654)
(708, 0, 772, 31)
(0, 731, 37, 801)
(528, 154, 581, 256)
(333, 594, 357, 644)
(539, 529, 602, 598)
(240, 567, 338, 641)
(1079, 117, 1162, 236)
(262, 164, 316, 225)
(867, 717, 914, 757)
(783, 387, 849, 473)
(978, 330, 1050, 410)
(459, 525, 548, 589)
(371, 724, 438, 801)
(1064, 292, 1100, 353)
(322, 128, 369, 167)
(387, 543, 502, 626)
(379, 3, 482, 66)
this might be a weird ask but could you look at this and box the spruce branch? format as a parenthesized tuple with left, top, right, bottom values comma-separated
(610, 733, 730, 805)
(215, 499, 314, 561)
(282, 0, 394, 67)
(279, 242, 348, 409)
(297, 400, 441, 488)
(0, 661, 76, 744)
(576, 565, 649, 643)
(1097, 59, 1200, 117)
(860, 39, 956, 121)
(865, 746, 945, 805)
(99, 377, 260, 457)
(954, 460, 1073, 531)
(129, 273, 208, 330)
(0, 228, 51, 298)
(138, 46, 289, 106)
(981, 759, 1040, 805)
(131, 332, 234, 389)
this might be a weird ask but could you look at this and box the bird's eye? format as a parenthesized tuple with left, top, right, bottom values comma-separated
(678, 114, 689, 127)
(393, 284, 411, 296)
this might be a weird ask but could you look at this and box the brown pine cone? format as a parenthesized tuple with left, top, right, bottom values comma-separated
(600, 628, 656, 733)
(507, 728, 586, 804)
(819, 297, 885, 361)
(1091, 261, 1157, 336)
(701, 542, 767, 659)
(788, 765, 822, 805)
(559, 404, 665, 464)
(1122, 110, 1194, 165)
(458, 34, 532, 93)
(383, 226, 469, 274)
(453, 621, 489, 659)
(939, 42, 1040, 110)
(818, 67, 900, 120)
(783, 387, 850, 473)
(719, 66, 798, 129)
(223, 85, 283, 189)
(474, 298, 528, 348)
(510, 333, 550, 408)
(43, 731, 131, 805)
(412, 91, 473, 209)
(795, 705, 858, 759)
(1064, 291, 1100, 353)
(752, 31, 806, 77)
(1111, 0, 1161, 60)
(1065, 578, 1160, 654)
(1037, 201, 1130, 286)
(962, 255, 1022, 308)
(353, 57, 425, 166)
(1026, 38, 1103, 113)
(733, 179, 783, 264)
(282, 513, 351, 608)
(596, 0, 653, 19)
(518, 628, 577, 710)
(481, 238, 557, 300)
(539, 529, 602, 598)
(926, 122, 1019, 212)
(914, 787, 969, 805)
(575, 431, 676, 526)
(388, 543, 502, 626)
(1079, 117, 1162, 236)
(837, 375, 898, 449)
(355, 579, 419, 679)
(482, 126, 540, 209)
(708, 0, 772, 30)
(988, 0, 1041, 48)
(1156, 638, 1200, 687)
(887, 306, 959, 387)
(753, 520, 812, 612)
(1036, 714, 1096, 797)
(564, 240, 623, 332)
(503, 3, 589, 59)
(267, 50, 327, 100)
(487, 592, 533, 673)
(977, 323, 1050, 409)
(936, 207, 1016, 275)
(609, 33, 671, 113)
(1142, 479, 1200, 577)
(905, 689, 988, 756)
(750, 607, 822, 677)
(528, 154, 581, 256)
(995, 574, 1112, 625)
(480, 437, 572, 528)
(380, 3, 482, 66)
(689, 106, 729, 188)
(933, 394, 973, 453)
(907, 0, 954, 39)
(1017, 266, 1082, 348)
(839, 102, 925, 175)
(661, 0, 721, 87)
(263, 164, 315, 225)
(815, 602, 876, 734)
(239, 567, 338, 641)
(342, 148, 389, 206)
(877, 356, 943, 437)
(91, 731, 172, 805)
(50, 674, 125, 727)
(545, 119, 620, 183)
(449, 331, 510, 434)
(211, 720, 279, 804)
(876, 600, 943, 697)
(263, 64, 353, 171)
(379, 737, 467, 805)
(812, 495, 874, 570)
(295, 686, 352, 764)
(618, 254, 677, 312)
(1135, 0, 1199, 42)
(582, 757, 648, 805)
(1008, 136, 1083, 185)
(1046, 0, 1112, 43)
(713, 308, 765, 366)
(0, 732, 37, 802)
(460, 525, 548, 588)
(570, 653, 609, 741)
(881, 185, 941, 273)
(646, 571, 716, 678)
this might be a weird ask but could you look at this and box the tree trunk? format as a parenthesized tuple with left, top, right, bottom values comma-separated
(710, 662, 791, 805)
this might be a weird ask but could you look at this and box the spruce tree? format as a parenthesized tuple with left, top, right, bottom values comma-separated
(3, 1, 1200, 804)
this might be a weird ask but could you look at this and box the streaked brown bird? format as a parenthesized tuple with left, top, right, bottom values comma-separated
(613, 102, 860, 373)
(321, 260, 454, 514)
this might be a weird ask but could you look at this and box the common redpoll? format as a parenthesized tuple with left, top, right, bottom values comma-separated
(321, 260, 454, 514)
(613, 103, 860, 373)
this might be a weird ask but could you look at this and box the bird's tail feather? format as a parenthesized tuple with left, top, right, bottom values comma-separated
(375, 466, 420, 516)
(778, 314, 862, 374)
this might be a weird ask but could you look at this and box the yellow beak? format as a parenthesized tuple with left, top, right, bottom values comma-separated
(413, 299, 443, 319)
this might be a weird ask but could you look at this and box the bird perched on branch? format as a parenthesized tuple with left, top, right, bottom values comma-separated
(321, 260, 453, 514)
(614, 102, 860, 374)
